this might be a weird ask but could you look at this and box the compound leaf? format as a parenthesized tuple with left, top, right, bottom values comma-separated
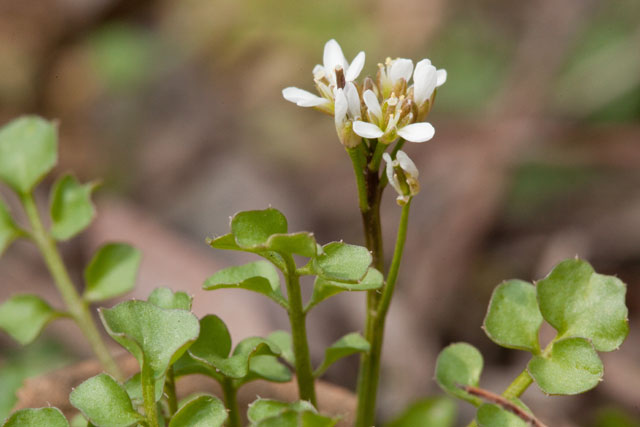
(314, 333, 369, 378)
(3, 407, 69, 427)
(147, 287, 192, 310)
(312, 242, 371, 283)
(231, 208, 287, 248)
(168, 395, 228, 427)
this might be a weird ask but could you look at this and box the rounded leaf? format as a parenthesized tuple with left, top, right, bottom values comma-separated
(169, 395, 228, 427)
(266, 330, 295, 365)
(69, 373, 144, 427)
(0, 199, 21, 256)
(0, 294, 59, 345)
(477, 403, 528, 427)
(0, 116, 57, 194)
(386, 397, 456, 427)
(123, 372, 164, 406)
(307, 268, 383, 311)
(189, 315, 232, 360)
(196, 337, 281, 379)
(148, 287, 192, 310)
(49, 174, 97, 241)
(231, 208, 288, 248)
(99, 300, 200, 378)
(484, 280, 542, 353)
(203, 261, 287, 308)
(83, 243, 142, 302)
(435, 343, 483, 405)
(537, 258, 628, 352)
(247, 399, 316, 423)
(314, 333, 370, 378)
(313, 242, 372, 283)
(266, 232, 317, 258)
(3, 407, 69, 427)
(244, 355, 292, 384)
(528, 337, 603, 395)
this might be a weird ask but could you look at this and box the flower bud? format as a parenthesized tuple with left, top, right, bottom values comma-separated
(383, 151, 420, 205)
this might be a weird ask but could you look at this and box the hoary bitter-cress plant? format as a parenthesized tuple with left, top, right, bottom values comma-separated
(0, 39, 629, 427)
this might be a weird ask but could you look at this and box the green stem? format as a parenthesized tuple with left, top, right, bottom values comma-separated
(348, 147, 370, 213)
(283, 255, 317, 405)
(368, 141, 387, 172)
(164, 367, 178, 417)
(221, 377, 241, 427)
(20, 193, 121, 379)
(355, 200, 412, 427)
(141, 362, 159, 427)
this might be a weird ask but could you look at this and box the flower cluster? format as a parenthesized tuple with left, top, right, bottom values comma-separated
(283, 39, 446, 203)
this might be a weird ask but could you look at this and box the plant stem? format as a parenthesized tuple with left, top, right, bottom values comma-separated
(348, 147, 370, 213)
(164, 367, 178, 416)
(283, 255, 317, 405)
(465, 369, 534, 427)
(20, 193, 122, 379)
(221, 377, 241, 427)
(355, 200, 412, 427)
(141, 362, 159, 427)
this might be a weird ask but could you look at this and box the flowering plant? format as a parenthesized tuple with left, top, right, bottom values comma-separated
(0, 39, 629, 427)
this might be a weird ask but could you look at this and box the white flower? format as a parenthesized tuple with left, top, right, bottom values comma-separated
(316, 39, 366, 85)
(383, 150, 420, 205)
(378, 57, 414, 98)
(412, 59, 447, 107)
(334, 82, 362, 148)
(352, 90, 435, 144)
(282, 39, 365, 115)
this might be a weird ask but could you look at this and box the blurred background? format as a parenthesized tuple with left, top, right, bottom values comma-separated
(0, 0, 639, 425)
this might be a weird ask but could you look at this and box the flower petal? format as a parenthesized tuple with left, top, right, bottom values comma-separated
(395, 150, 419, 177)
(345, 82, 361, 119)
(363, 90, 382, 120)
(353, 121, 384, 139)
(390, 58, 414, 83)
(323, 39, 348, 82)
(346, 51, 365, 81)
(282, 87, 330, 107)
(334, 89, 348, 124)
(436, 69, 447, 87)
(397, 122, 435, 143)
(312, 64, 325, 79)
(413, 59, 437, 105)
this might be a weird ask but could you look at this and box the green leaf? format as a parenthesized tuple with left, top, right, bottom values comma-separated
(536, 258, 629, 352)
(266, 232, 317, 257)
(147, 287, 192, 310)
(231, 208, 288, 248)
(188, 315, 232, 359)
(83, 243, 142, 302)
(207, 233, 241, 250)
(0, 294, 60, 345)
(123, 373, 164, 406)
(307, 268, 384, 311)
(314, 333, 370, 378)
(203, 261, 287, 308)
(0, 116, 57, 194)
(483, 280, 542, 353)
(69, 374, 144, 427)
(254, 410, 338, 427)
(247, 399, 319, 424)
(386, 397, 456, 427)
(313, 242, 371, 283)
(240, 355, 292, 385)
(477, 403, 528, 427)
(266, 330, 295, 365)
(99, 300, 199, 378)
(191, 335, 281, 379)
(49, 174, 97, 240)
(528, 337, 603, 395)
(3, 407, 69, 427)
(169, 395, 228, 427)
(0, 199, 21, 256)
(435, 342, 483, 405)
(172, 352, 220, 380)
